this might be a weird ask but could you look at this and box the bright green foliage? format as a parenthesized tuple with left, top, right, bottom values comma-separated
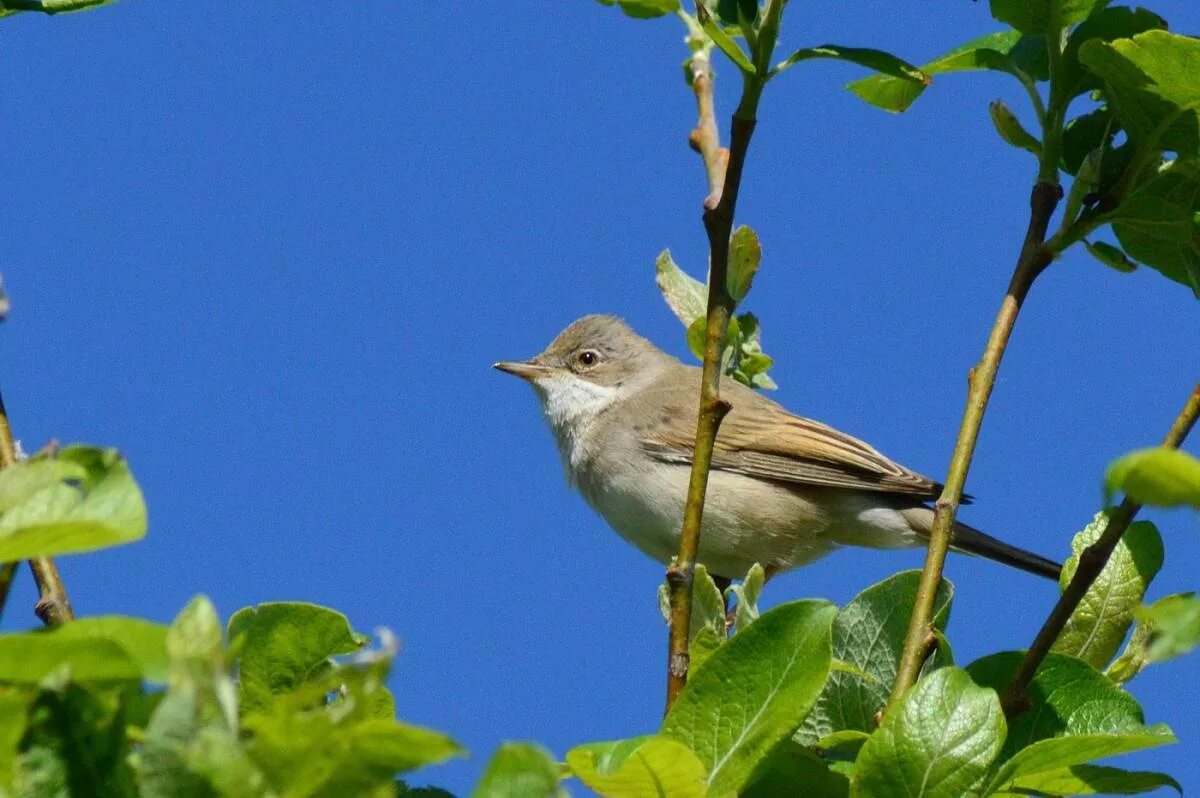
(1052, 513, 1163, 669)
(661, 599, 836, 795)
(655, 250, 706, 326)
(1060, 7, 1167, 99)
(1106, 161, 1200, 296)
(1085, 239, 1138, 272)
(227, 602, 370, 713)
(566, 735, 707, 797)
(988, 0, 1110, 35)
(0, 616, 168, 685)
(1005, 763, 1181, 795)
(657, 250, 778, 389)
(985, 726, 1177, 795)
(0, 446, 146, 561)
(1105, 446, 1200, 508)
(849, 31, 1028, 113)
(471, 742, 563, 798)
(724, 561, 764, 632)
(1081, 31, 1200, 155)
(989, 100, 1041, 154)
(1138, 593, 1200, 662)
(594, 0, 678, 20)
(967, 652, 1150, 758)
(657, 563, 725, 643)
(771, 45, 926, 84)
(0, 594, 463, 797)
(853, 667, 1005, 798)
(798, 571, 953, 745)
(726, 225, 761, 302)
(743, 741, 849, 797)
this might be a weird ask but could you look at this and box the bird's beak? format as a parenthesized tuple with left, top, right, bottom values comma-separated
(493, 360, 552, 381)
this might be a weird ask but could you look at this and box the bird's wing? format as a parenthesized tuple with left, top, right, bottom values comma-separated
(639, 378, 960, 503)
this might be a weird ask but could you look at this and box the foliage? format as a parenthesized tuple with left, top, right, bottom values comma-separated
(3, 0, 1199, 795)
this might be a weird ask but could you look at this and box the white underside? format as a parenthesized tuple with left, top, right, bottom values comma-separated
(530, 372, 922, 578)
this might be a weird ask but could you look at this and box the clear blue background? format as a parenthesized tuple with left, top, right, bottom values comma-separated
(2, 1, 1198, 794)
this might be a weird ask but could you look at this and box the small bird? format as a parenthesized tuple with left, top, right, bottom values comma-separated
(495, 315, 1061, 582)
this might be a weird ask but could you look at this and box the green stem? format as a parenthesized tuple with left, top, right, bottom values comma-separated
(0, 389, 74, 626)
(886, 181, 1060, 711)
(665, 2, 771, 714)
(887, 22, 1071, 713)
(1000, 383, 1200, 715)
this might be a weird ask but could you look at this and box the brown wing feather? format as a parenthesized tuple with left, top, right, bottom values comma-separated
(639, 371, 964, 503)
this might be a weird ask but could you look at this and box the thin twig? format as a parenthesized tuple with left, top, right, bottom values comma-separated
(1000, 383, 1200, 715)
(0, 389, 74, 625)
(665, 3, 772, 713)
(886, 180, 1061, 712)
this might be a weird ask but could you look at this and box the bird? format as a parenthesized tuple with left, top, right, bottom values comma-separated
(495, 314, 1061, 583)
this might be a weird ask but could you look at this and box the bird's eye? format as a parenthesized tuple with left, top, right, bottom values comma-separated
(576, 350, 599, 368)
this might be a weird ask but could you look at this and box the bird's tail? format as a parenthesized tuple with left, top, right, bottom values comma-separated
(902, 507, 1062, 580)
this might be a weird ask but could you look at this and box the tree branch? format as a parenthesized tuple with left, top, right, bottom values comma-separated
(0, 389, 74, 625)
(1000, 382, 1200, 715)
(886, 180, 1061, 711)
(665, 4, 770, 713)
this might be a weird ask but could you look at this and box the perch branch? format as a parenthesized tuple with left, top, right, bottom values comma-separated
(665, 1, 774, 713)
(1000, 382, 1200, 715)
(0, 389, 74, 625)
(886, 180, 1061, 711)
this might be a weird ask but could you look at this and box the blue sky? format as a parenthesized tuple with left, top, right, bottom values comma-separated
(2, 1, 1199, 794)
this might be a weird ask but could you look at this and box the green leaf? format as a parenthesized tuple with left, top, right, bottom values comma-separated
(985, 726, 1176, 794)
(772, 44, 927, 84)
(696, 3, 755, 74)
(139, 596, 267, 798)
(966, 652, 1147, 759)
(16, 681, 137, 798)
(471, 742, 562, 798)
(228, 602, 370, 713)
(594, 0, 679, 20)
(0, 459, 87, 515)
(656, 249, 707, 326)
(798, 571, 953, 745)
(246, 709, 461, 795)
(566, 736, 706, 798)
(1085, 239, 1138, 272)
(743, 741, 849, 798)
(853, 667, 1005, 798)
(688, 627, 724, 675)
(1051, 512, 1163, 670)
(1080, 30, 1200, 155)
(1138, 592, 1200, 662)
(0, 616, 167, 686)
(1105, 605, 1155, 684)
(0, 634, 137, 685)
(1062, 106, 1116, 175)
(1008, 763, 1181, 795)
(849, 31, 1029, 113)
(1105, 160, 1200, 296)
(725, 562, 765, 632)
(657, 564, 726, 643)
(726, 225, 762, 303)
(0, 0, 118, 16)
(1061, 6, 1166, 98)
(988, 0, 1110, 35)
(1105, 446, 1200, 508)
(989, 100, 1042, 154)
(0, 689, 28, 794)
(0, 446, 146, 560)
(661, 599, 836, 795)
